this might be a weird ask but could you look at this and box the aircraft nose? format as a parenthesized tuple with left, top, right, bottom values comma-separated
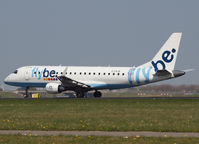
(4, 75, 10, 84)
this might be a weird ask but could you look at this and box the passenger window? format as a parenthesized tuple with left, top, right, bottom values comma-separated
(70, 72, 72, 75)
(74, 72, 76, 75)
(117, 73, 120, 76)
(108, 73, 110, 75)
(61, 72, 63, 74)
(80, 72, 82, 75)
(98, 73, 100, 75)
(93, 73, 95, 75)
(122, 73, 125, 76)
(113, 73, 115, 75)
(103, 73, 106, 75)
(84, 72, 86, 75)
(65, 72, 67, 75)
(89, 72, 91, 75)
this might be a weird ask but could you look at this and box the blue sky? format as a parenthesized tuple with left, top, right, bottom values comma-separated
(0, 0, 198, 89)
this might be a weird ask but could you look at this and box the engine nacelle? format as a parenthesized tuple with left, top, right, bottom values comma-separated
(45, 83, 65, 94)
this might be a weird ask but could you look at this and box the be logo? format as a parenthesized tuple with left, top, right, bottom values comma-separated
(151, 48, 176, 72)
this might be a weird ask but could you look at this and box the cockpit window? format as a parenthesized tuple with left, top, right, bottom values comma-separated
(13, 70, 18, 74)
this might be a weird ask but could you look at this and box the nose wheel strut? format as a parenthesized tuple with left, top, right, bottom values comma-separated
(24, 87, 30, 98)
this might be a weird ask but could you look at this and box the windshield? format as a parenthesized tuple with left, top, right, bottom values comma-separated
(13, 70, 18, 74)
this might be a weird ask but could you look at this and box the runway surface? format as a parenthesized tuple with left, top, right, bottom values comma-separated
(1, 96, 199, 100)
(98, 96, 199, 100)
(1, 130, 199, 138)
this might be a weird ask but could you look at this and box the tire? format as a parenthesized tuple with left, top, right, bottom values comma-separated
(94, 91, 102, 97)
(76, 91, 85, 98)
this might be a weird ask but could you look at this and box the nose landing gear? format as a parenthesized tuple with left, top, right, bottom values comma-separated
(24, 87, 30, 98)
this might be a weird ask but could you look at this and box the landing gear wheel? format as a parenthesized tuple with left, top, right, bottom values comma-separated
(94, 91, 102, 97)
(76, 91, 85, 98)
(24, 95, 29, 98)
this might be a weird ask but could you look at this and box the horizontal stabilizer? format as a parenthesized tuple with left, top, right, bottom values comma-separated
(172, 70, 185, 77)
(153, 70, 172, 77)
(154, 69, 186, 78)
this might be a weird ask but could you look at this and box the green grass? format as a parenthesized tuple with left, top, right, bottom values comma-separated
(0, 98, 199, 132)
(0, 135, 199, 144)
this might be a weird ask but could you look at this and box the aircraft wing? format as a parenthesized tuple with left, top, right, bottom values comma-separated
(57, 75, 91, 89)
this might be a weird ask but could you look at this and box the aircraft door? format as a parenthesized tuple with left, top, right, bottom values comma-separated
(24, 68, 30, 80)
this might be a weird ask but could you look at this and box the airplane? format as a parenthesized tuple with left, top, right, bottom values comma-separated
(4, 33, 186, 98)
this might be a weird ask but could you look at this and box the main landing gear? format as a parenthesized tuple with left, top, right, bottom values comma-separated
(75, 90, 102, 98)
(93, 91, 102, 98)
(76, 91, 85, 98)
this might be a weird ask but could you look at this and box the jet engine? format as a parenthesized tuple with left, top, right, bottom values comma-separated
(45, 83, 65, 93)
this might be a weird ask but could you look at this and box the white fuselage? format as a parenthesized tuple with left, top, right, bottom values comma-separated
(4, 65, 171, 90)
